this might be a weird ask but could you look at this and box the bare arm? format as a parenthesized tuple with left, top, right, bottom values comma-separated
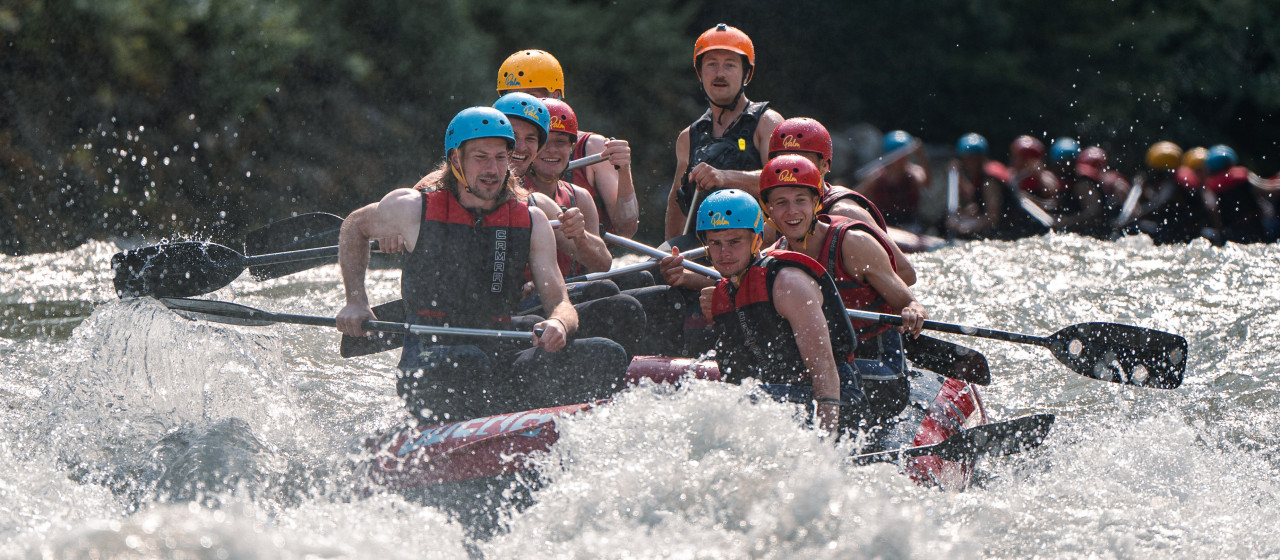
(528, 207, 578, 351)
(336, 188, 422, 336)
(827, 198, 917, 286)
(666, 128, 693, 239)
(840, 230, 927, 337)
(585, 135, 639, 237)
(772, 268, 841, 434)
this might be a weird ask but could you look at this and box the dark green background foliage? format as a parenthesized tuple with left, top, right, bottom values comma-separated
(1, 0, 1276, 253)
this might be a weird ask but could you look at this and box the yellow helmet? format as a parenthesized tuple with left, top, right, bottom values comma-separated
(496, 50, 564, 97)
(1182, 146, 1208, 172)
(1145, 141, 1183, 171)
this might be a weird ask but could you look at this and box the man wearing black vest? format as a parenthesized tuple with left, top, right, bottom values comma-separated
(336, 107, 628, 423)
(664, 23, 785, 240)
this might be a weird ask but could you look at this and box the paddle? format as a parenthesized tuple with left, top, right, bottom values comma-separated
(945, 166, 960, 242)
(160, 298, 540, 341)
(1112, 176, 1146, 229)
(657, 185, 709, 253)
(850, 413, 1054, 464)
(845, 309, 1186, 389)
(563, 247, 708, 284)
(113, 241, 378, 299)
(853, 139, 921, 182)
(243, 212, 346, 279)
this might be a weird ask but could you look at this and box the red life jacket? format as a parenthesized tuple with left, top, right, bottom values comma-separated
(813, 216, 897, 341)
(709, 250, 858, 386)
(822, 183, 888, 231)
(402, 188, 532, 330)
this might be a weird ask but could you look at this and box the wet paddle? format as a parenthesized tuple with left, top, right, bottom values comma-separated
(850, 413, 1054, 464)
(846, 309, 1186, 389)
(160, 298, 540, 341)
(243, 212, 346, 279)
(113, 241, 379, 299)
(563, 247, 708, 284)
(1112, 176, 1146, 229)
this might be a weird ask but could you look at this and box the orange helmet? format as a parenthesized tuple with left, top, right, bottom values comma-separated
(694, 24, 755, 71)
(768, 118, 832, 161)
(541, 97, 578, 136)
(1182, 146, 1208, 172)
(497, 50, 565, 97)
(1146, 141, 1182, 172)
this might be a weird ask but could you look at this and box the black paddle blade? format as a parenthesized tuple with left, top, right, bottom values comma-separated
(160, 297, 277, 327)
(1046, 323, 1186, 389)
(340, 300, 407, 358)
(903, 334, 991, 385)
(244, 213, 344, 280)
(112, 242, 246, 298)
(851, 413, 1054, 465)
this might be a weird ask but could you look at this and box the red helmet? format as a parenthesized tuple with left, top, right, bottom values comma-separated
(541, 97, 578, 136)
(1010, 135, 1045, 160)
(768, 118, 833, 161)
(759, 154, 824, 203)
(694, 23, 755, 70)
(1078, 146, 1107, 169)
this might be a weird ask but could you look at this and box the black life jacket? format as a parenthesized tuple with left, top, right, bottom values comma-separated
(401, 188, 532, 333)
(677, 101, 770, 216)
(709, 250, 857, 386)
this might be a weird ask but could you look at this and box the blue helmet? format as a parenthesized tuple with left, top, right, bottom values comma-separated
(883, 130, 914, 154)
(1049, 137, 1080, 164)
(493, 93, 550, 149)
(696, 189, 764, 235)
(1205, 144, 1238, 174)
(444, 107, 515, 155)
(956, 133, 988, 157)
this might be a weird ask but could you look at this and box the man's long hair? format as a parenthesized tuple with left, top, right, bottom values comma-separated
(415, 149, 530, 202)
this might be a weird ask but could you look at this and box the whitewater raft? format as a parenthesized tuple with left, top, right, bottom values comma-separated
(362, 355, 989, 493)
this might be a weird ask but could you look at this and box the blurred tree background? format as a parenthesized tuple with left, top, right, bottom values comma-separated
(1, 0, 1276, 254)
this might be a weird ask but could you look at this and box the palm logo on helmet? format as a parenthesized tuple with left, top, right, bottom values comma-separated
(697, 189, 764, 234)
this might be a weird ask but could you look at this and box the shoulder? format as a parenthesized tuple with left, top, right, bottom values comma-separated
(584, 133, 607, 152)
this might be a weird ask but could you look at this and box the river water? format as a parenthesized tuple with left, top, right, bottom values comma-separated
(0, 234, 1276, 558)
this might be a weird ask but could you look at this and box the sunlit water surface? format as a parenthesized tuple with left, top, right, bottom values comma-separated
(0, 234, 1276, 558)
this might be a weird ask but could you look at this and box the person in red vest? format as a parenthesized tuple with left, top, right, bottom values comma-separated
(1008, 135, 1061, 202)
(694, 187, 869, 436)
(496, 49, 639, 237)
(756, 154, 924, 427)
(665, 24, 785, 239)
(765, 117, 916, 285)
(854, 130, 932, 232)
(335, 107, 628, 423)
(944, 133, 1045, 240)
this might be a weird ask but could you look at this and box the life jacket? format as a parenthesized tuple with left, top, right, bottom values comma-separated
(677, 101, 770, 216)
(821, 184, 888, 231)
(563, 130, 614, 233)
(709, 250, 858, 386)
(1206, 166, 1265, 236)
(1054, 168, 1108, 236)
(862, 169, 921, 225)
(777, 216, 897, 342)
(401, 189, 532, 333)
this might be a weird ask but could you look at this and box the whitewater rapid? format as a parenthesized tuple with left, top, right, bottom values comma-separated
(0, 234, 1276, 558)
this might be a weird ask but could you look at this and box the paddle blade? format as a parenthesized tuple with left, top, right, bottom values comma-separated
(112, 242, 245, 298)
(160, 297, 277, 327)
(1047, 323, 1186, 389)
(244, 213, 345, 280)
(851, 413, 1054, 465)
(903, 334, 991, 385)
(340, 300, 407, 358)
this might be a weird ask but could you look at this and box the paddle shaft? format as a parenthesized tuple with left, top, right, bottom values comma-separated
(603, 232, 721, 279)
(854, 139, 920, 181)
(565, 153, 606, 172)
(564, 247, 707, 283)
(846, 309, 1047, 347)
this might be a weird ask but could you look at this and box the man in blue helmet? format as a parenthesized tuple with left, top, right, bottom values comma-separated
(694, 188, 870, 437)
(1200, 144, 1275, 244)
(1045, 136, 1106, 237)
(854, 130, 932, 232)
(336, 107, 629, 423)
(664, 24, 785, 239)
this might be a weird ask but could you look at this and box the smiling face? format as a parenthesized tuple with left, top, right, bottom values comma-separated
(509, 118, 542, 176)
(451, 137, 511, 203)
(705, 228, 757, 278)
(698, 49, 747, 106)
(762, 185, 820, 241)
(531, 130, 574, 179)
